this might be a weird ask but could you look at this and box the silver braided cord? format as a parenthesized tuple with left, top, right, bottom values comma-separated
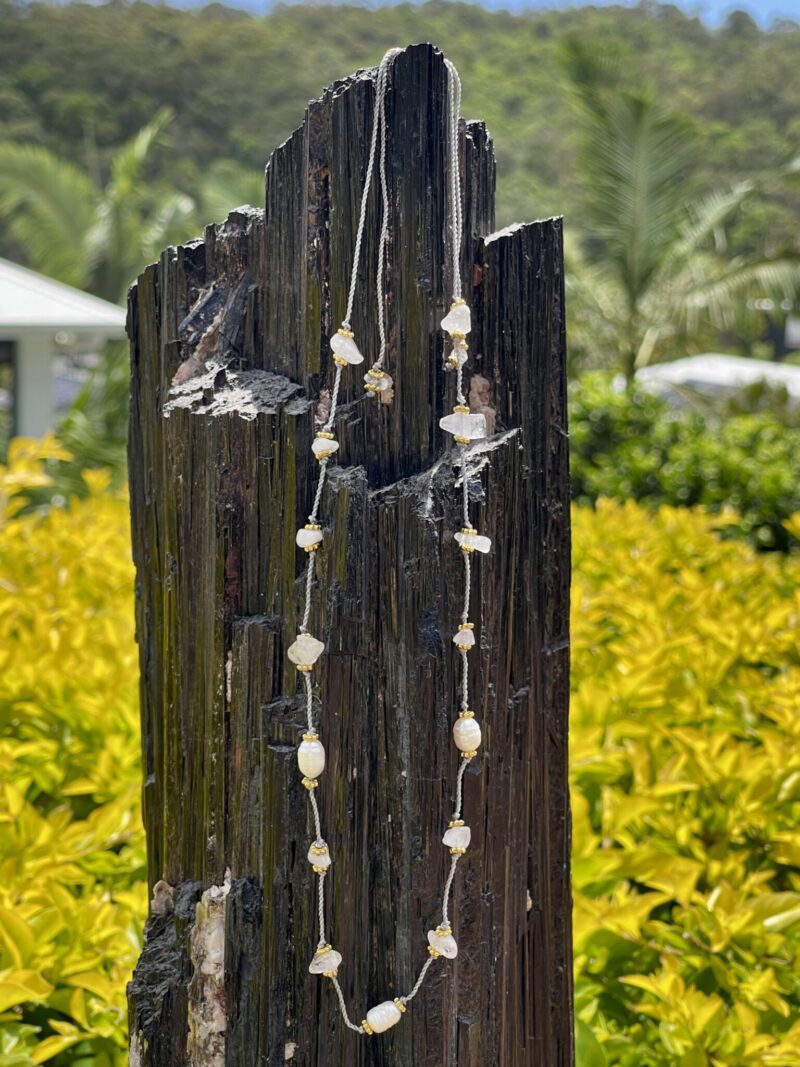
(296, 49, 482, 1035)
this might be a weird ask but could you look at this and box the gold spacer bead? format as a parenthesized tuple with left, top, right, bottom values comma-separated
(312, 864, 328, 874)
(316, 432, 334, 440)
(333, 355, 348, 367)
(456, 643, 472, 651)
(296, 664, 313, 672)
(447, 355, 460, 368)
(453, 404, 470, 414)
(428, 946, 442, 958)
(367, 369, 385, 379)
(310, 844, 327, 855)
(364, 383, 382, 393)
(315, 450, 335, 461)
(337, 328, 354, 339)
(451, 331, 467, 340)
(323, 970, 338, 978)
(303, 733, 318, 742)
(394, 998, 407, 1013)
(449, 819, 465, 828)
(459, 710, 476, 719)
(460, 542, 476, 552)
(361, 1019, 373, 1036)
(450, 846, 466, 855)
(462, 527, 478, 536)
(435, 925, 452, 937)
(462, 622, 475, 630)
(303, 544, 320, 553)
(304, 522, 321, 530)
(461, 750, 478, 759)
(451, 298, 467, 308)
(302, 776, 319, 789)
(315, 944, 332, 955)
(454, 435, 471, 446)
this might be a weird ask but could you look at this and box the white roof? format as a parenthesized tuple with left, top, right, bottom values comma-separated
(0, 257, 126, 335)
(637, 353, 800, 402)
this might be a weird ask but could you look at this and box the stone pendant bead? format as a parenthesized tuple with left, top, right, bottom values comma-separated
(442, 824, 471, 849)
(453, 626, 475, 650)
(287, 633, 325, 668)
(364, 367, 393, 393)
(296, 526, 323, 550)
(439, 410, 487, 442)
(455, 530, 492, 554)
(453, 716, 482, 752)
(307, 841, 331, 868)
(441, 300, 471, 336)
(311, 436, 339, 460)
(365, 1000, 403, 1034)
(330, 331, 365, 365)
(298, 739, 325, 778)
(427, 927, 459, 959)
(309, 947, 342, 975)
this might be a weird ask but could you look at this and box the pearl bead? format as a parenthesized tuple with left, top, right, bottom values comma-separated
(330, 331, 364, 365)
(365, 1000, 402, 1034)
(453, 626, 475, 649)
(287, 633, 324, 667)
(442, 824, 471, 849)
(441, 300, 471, 336)
(298, 739, 325, 778)
(455, 530, 492, 554)
(453, 716, 481, 752)
(296, 526, 323, 550)
(427, 926, 458, 958)
(309, 947, 342, 975)
(439, 409, 487, 442)
(311, 436, 339, 460)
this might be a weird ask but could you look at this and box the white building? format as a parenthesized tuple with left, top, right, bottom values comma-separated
(0, 257, 126, 441)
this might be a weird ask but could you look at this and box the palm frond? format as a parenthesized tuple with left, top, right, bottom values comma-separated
(0, 142, 96, 286)
(200, 160, 263, 224)
(107, 107, 174, 203)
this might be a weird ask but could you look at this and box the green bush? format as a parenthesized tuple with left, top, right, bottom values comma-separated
(569, 373, 800, 550)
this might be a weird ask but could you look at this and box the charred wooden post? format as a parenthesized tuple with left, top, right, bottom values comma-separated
(127, 43, 572, 1067)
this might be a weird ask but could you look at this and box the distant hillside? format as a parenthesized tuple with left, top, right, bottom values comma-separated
(1, 1, 798, 231)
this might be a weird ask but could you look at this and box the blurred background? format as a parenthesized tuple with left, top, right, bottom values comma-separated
(1, 2, 799, 1065)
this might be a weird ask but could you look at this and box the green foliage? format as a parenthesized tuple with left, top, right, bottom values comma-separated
(571, 500, 800, 1065)
(569, 373, 800, 550)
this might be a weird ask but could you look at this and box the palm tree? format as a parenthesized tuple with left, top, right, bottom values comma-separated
(561, 39, 800, 379)
(0, 109, 195, 302)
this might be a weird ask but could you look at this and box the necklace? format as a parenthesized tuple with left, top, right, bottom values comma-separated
(287, 48, 491, 1038)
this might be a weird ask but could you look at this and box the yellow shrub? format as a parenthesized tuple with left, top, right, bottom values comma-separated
(572, 500, 800, 1066)
(1, 444, 798, 1065)
(0, 440, 145, 1066)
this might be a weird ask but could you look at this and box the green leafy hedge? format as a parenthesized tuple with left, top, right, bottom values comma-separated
(569, 373, 800, 550)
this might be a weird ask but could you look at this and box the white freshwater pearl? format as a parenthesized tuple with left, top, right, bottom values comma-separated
(287, 633, 324, 667)
(311, 436, 339, 460)
(309, 948, 342, 975)
(442, 824, 471, 849)
(453, 627, 475, 649)
(298, 739, 325, 778)
(366, 1000, 402, 1034)
(427, 928, 458, 959)
(439, 411, 487, 441)
(330, 332, 364, 365)
(453, 717, 482, 752)
(441, 301, 471, 336)
(296, 527, 323, 549)
(455, 530, 492, 554)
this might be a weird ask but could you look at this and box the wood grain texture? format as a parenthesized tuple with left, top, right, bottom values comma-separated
(127, 43, 572, 1066)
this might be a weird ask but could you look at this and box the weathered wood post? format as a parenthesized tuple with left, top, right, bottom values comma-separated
(127, 43, 572, 1066)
